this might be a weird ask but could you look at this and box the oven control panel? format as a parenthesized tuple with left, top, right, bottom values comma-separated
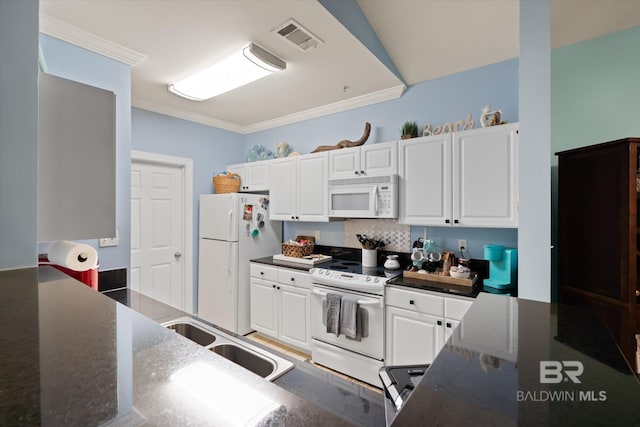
(310, 268, 386, 294)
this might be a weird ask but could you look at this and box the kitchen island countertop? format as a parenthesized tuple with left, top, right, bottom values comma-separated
(391, 293, 640, 426)
(0, 267, 355, 426)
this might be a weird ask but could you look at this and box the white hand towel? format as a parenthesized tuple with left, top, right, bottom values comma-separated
(340, 294, 360, 340)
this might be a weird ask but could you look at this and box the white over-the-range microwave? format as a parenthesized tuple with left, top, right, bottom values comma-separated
(328, 174, 398, 218)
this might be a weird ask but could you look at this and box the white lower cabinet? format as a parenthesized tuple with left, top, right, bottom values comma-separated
(249, 263, 312, 352)
(386, 306, 443, 366)
(385, 285, 473, 365)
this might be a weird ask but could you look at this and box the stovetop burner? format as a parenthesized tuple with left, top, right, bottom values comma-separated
(322, 259, 401, 279)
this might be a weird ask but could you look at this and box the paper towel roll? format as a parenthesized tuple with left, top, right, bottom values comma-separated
(48, 241, 98, 272)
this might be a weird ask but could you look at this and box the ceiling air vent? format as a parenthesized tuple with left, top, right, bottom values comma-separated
(273, 19, 323, 52)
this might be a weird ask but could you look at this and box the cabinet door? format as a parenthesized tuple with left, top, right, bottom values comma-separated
(398, 135, 452, 225)
(269, 158, 297, 221)
(453, 124, 519, 227)
(246, 162, 270, 191)
(249, 278, 278, 337)
(226, 164, 248, 191)
(329, 146, 360, 179)
(386, 306, 443, 365)
(297, 152, 329, 221)
(361, 141, 397, 177)
(278, 283, 311, 352)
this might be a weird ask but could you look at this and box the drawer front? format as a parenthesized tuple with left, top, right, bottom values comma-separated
(386, 286, 443, 316)
(444, 297, 473, 321)
(278, 269, 312, 289)
(249, 263, 278, 281)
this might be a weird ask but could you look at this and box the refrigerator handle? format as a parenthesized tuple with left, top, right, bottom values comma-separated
(227, 210, 233, 234)
(228, 242, 233, 276)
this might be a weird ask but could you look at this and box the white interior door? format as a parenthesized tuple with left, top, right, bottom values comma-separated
(131, 160, 185, 310)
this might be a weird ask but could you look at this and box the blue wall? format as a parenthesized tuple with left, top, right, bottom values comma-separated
(131, 107, 245, 284)
(241, 59, 520, 256)
(38, 34, 132, 273)
(0, 0, 39, 270)
(244, 59, 519, 154)
(551, 25, 640, 156)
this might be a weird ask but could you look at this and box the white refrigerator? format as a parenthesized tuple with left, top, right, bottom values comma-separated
(198, 193, 282, 335)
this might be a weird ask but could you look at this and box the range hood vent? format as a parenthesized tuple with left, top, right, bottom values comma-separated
(273, 19, 323, 52)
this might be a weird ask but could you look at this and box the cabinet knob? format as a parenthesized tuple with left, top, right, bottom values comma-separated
(437, 320, 442, 326)
(295, 216, 299, 220)
(260, 271, 264, 275)
(291, 216, 295, 220)
(291, 277, 295, 282)
(636, 290, 640, 297)
(354, 171, 360, 175)
(445, 219, 450, 224)
(409, 299, 415, 305)
(277, 286, 280, 290)
(454, 219, 459, 224)
(360, 170, 365, 175)
(272, 284, 276, 288)
(446, 322, 452, 328)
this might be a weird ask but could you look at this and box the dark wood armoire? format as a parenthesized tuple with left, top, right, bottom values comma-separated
(557, 138, 640, 372)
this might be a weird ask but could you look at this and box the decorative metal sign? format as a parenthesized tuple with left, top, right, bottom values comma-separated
(423, 114, 475, 137)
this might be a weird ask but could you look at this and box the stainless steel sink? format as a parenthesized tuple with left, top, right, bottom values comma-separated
(162, 317, 293, 382)
(211, 344, 275, 378)
(165, 322, 216, 346)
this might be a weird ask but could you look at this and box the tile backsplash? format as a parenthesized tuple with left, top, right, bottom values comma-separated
(344, 219, 410, 252)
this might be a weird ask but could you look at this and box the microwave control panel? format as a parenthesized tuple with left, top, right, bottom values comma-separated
(378, 186, 394, 215)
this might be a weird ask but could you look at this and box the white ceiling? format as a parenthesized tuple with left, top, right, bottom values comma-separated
(39, 0, 640, 134)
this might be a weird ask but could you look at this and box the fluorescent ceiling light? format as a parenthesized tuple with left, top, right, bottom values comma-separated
(168, 43, 286, 101)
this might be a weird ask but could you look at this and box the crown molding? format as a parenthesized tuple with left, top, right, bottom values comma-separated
(243, 84, 406, 133)
(132, 98, 246, 134)
(39, 14, 146, 66)
(134, 84, 406, 135)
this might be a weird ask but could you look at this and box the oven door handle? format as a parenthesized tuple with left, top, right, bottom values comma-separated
(312, 288, 382, 306)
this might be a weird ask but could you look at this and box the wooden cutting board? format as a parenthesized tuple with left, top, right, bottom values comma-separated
(403, 270, 477, 287)
(272, 254, 332, 265)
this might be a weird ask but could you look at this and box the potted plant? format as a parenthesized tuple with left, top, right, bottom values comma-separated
(401, 121, 419, 139)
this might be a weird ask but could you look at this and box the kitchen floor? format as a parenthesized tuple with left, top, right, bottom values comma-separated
(245, 332, 382, 394)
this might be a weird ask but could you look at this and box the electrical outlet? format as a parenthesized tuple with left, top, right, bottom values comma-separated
(458, 239, 467, 252)
(315, 230, 321, 241)
(100, 230, 118, 247)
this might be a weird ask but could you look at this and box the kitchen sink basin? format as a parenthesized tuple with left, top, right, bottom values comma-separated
(162, 317, 293, 381)
(211, 344, 275, 378)
(165, 322, 216, 346)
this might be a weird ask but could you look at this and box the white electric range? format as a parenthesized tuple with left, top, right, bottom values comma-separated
(309, 260, 400, 387)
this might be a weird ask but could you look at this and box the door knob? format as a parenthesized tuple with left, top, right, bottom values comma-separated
(174, 252, 182, 259)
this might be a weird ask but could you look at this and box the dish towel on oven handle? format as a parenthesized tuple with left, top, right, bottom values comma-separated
(340, 294, 361, 341)
(326, 293, 342, 336)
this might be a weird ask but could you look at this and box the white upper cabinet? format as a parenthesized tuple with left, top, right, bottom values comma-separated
(227, 161, 270, 192)
(329, 141, 397, 179)
(269, 152, 329, 222)
(399, 124, 519, 228)
(453, 123, 519, 228)
(398, 134, 452, 225)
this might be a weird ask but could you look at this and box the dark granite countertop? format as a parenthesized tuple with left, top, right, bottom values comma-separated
(391, 293, 640, 426)
(252, 255, 512, 299)
(0, 267, 354, 426)
(105, 285, 385, 426)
